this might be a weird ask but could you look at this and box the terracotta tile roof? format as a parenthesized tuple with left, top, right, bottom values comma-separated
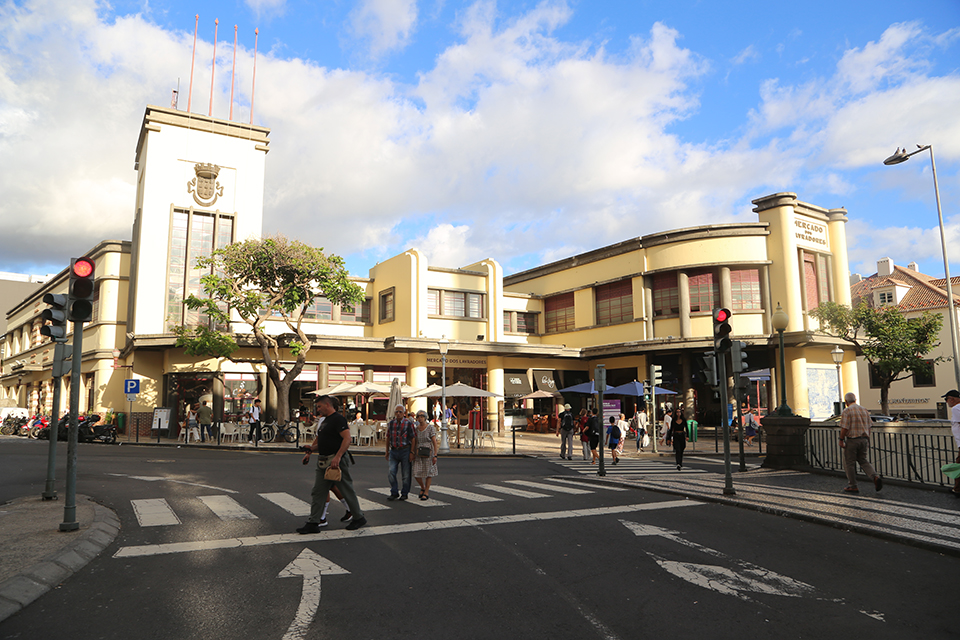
(851, 265, 959, 312)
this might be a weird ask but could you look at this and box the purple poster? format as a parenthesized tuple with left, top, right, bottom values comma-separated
(602, 399, 621, 417)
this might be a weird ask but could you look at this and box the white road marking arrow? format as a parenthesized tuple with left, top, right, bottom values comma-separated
(621, 521, 840, 604)
(278, 548, 349, 640)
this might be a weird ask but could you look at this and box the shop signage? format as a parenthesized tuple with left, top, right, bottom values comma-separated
(533, 370, 558, 393)
(794, 214, 830, 251)
(888, 398, 930, 405)
(426, 355, 487, 368)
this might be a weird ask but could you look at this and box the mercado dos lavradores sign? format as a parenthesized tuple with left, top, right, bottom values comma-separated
(426, 355, 487, 368)
(794, 214, 830, 251)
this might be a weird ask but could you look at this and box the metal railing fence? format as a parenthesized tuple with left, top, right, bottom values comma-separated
(805, 427, 957, 487)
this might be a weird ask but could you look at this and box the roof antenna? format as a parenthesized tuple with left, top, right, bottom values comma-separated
(209, 18, 218, 117)
(229, 25, 237, 121)
(250, 27, 259, 125)
(171, 78, 180, 109)
(187, 14, 198, 112)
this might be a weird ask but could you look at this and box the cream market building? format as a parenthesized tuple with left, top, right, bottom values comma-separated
(1, 104, 859, 434)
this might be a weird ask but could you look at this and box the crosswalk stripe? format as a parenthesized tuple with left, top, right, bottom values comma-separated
(429, 486, 502, 502)
(475, 483, 549, 498)
(260, 492, 310, 517)
(198, 495, 258, 520)
(131, 498, 181, 527)
(543, 478, 627, 491)
(504, 480, 592, 495)
(356, 497, 391, 512)
(368, 487, 449, 507)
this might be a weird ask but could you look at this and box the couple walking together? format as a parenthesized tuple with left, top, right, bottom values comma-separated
(386, 405, 439, 501)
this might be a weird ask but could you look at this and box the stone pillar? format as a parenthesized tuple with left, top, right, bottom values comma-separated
(760, 415, 811, 468)
(678, 271, 691, 338)
(643, 275, 655, 339)
(408, 353, 428, 414)
(487, 355, 504, 433)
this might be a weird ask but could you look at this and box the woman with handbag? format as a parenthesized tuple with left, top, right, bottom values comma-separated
(412, 410, 439, 500)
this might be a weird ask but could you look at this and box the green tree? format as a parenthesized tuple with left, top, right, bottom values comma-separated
(174, 236, 364, 424)
(811, 301, 944, 416)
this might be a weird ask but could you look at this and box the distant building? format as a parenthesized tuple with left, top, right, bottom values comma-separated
(1, 104, 858, 430)
(850, 258, 959, 418)
(0, 271, 50, 389)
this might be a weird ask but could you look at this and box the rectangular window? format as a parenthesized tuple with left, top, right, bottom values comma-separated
(516, 312, 537, 334)
(687, 270, 718, 314)
(802, 251, 832, 311)
(303, 297, 333, 321)
(379, 289, 395, 323)
(429, 289, 485, 319)
(545, 293, 575, 333)
(85, 373, 95, 412)
(596, 279, 633, 326)
(730, 269, 762, 311)
(868, 364, 882, 389)
(913, 359, 936, 387)
(326, 365, 364, 384)
(165, 209, 234, 331)
(503, 311, 512, 332)
(341, 299, 371, 324)
(879, 291, 894, 305)
(653, 272, 679, 316)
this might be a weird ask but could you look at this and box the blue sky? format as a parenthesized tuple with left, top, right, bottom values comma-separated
(1, 0, 959, 280)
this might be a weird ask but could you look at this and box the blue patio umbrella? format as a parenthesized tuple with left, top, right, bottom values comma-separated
(605, 381, 675, 396)
(557, 380, 598, 394)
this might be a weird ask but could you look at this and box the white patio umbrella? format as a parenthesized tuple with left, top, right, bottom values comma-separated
(414, 382, 503, 398)
(388, 378, 403, 415)
(308, 381, 356, 396)
(408, 384, 443, 398)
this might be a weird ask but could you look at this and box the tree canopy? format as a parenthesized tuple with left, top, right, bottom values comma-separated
(811, 301, 944, 416)
(174, 235, 364, 423)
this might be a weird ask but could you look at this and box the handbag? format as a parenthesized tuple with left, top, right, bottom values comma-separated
(324, 466, 341, 481)
(417, 445, 432, 458)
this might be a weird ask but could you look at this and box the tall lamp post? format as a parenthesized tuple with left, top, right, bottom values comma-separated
(831, 345, 844, 416)
(884, 144, 960, 389)
(772, 303, 793, 416)
(438, 337, 450, 453)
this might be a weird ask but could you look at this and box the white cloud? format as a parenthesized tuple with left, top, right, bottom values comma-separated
(731, 44, 759, 66)
(349, 0, 418, 57)
(245, 0, 287, 18)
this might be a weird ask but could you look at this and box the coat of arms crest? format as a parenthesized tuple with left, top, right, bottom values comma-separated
(187, 163, 224, 207)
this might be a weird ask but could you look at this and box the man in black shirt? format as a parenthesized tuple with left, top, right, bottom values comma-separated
(298, 395, 366, 532)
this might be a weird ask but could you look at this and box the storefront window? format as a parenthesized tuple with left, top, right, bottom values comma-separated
(223, 373, 258, 423)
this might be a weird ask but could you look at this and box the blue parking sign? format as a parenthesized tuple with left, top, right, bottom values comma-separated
(124, 379, 140, 395)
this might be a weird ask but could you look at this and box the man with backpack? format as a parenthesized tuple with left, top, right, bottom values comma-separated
(557, 403, 575, 460)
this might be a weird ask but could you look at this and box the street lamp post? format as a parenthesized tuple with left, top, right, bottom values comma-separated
(438, 337, 450, 453)
(772, 303, 793, 416)
(831, 345, 844, 416)
(884, 145, 960, 389)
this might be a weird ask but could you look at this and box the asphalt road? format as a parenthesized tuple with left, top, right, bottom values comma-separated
(0, 440, 956, 640)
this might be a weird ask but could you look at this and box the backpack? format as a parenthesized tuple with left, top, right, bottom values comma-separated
(560, 412, 574, 431)
(610, 424, 621, 440)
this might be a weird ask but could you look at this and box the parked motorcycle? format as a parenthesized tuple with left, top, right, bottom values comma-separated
(27, 415, 49, 439)
(78, 415, 116, 444)
(0, 415, 29, 436)
(36, 415, 70, 441)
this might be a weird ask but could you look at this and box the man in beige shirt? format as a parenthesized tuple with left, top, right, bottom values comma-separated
(839, 392, 883, 494)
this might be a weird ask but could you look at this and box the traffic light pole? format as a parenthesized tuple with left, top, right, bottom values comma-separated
(648, 362, 658, 455)
(717, 351, 735, 496)
(42, 341, 67, 501)
(60, 320, 84, 531)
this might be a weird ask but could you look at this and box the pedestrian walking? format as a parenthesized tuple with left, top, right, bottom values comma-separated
(616, 413, 628, 457)
(587, 408, 600, 464)
(742, 406, 758, 445)
(385, 404, 416, 500)
(635, 408, 648, 452)
(943, 390, 960, 497)
(670, 410, 688, 470)
(297, 395, 366, 533)
(248, 398, 262, 443)
(412, 410, 439, 500)
(660, 406, 672, 447)
(578, 409, 591, 460)
(557, 403, 576, 460)
(839, 392, 883, 494)
(197, 400, 213, 442)
(606, 416, 621, 465)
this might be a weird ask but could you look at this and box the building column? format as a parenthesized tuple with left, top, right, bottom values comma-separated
(408, 353, 428, 414)
(761, 265, 773, 334)
(681, 352, 695, 419)
(720, 266, 732, 310)
(643, 275, 655, 339)
(678, 271, 691, 338)
(788, 349, 809, 418)
(487, 355, 504, 433)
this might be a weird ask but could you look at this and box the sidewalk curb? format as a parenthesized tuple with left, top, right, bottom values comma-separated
(553, 474, 960, 558)
(0, 496, 120, 624)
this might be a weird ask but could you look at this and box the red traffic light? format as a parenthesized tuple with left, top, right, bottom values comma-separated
(713, 308, 730, 323)
(72, 257, 95, 278)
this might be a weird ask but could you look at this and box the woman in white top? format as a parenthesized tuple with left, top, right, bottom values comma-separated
(660, 409, 672, 446)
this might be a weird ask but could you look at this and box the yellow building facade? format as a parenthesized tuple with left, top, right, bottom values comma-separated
(1, 106, 859, 433)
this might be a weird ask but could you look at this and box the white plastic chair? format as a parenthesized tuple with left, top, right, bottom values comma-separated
(220, 423, 238, 443)
(300, 423, 316, 442)
(358, 423, 375, 447)
(349, 422, 360, 444)
(178, 423, 200, 443)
